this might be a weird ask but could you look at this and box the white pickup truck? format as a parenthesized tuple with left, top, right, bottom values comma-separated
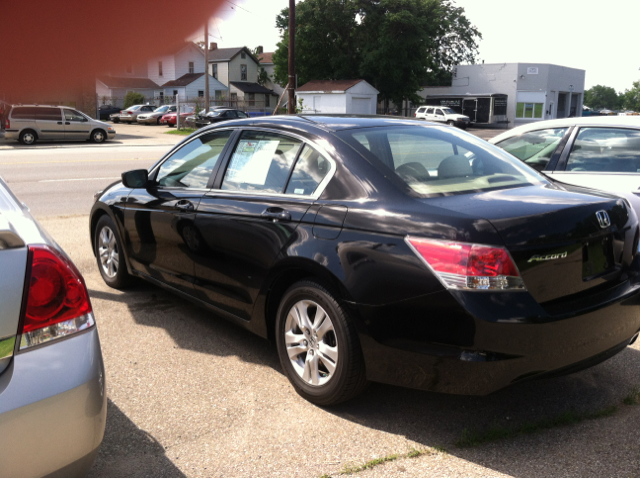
(415, 106, 470, 129)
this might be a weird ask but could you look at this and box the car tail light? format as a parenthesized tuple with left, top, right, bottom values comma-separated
(4, 118, 9, 129)
(20, 245, 94, 349)
(406, 237, 526, 291)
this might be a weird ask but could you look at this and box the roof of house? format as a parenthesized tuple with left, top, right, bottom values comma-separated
(258, 52, 274, 64)
(161, 73, 207, 87)
(98, 76, 159, 89)
(230, 81, 274, 94)
(208, 46, 259, 64)
(296, 79, 367, 93)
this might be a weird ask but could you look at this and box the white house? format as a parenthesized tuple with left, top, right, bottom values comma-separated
(160, 73, 228, 103)
(96, 76, 159, 107)
(257, 51, 285, 97)
(296, 80, 379, 114)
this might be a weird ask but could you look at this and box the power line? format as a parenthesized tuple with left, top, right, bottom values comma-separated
(226, 0, 254, 15)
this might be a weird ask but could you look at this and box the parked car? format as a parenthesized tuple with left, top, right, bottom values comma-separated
(0, 176, 106, 476)
(98, 104, 121, 121)
(415, 106, 470, 129)
(160, 107, 195, 127)
(109, 111, 122, 123)
(137, 105, 177, 125)
(90, 115, 640, 406)
(194, 108, 250, 129)
(4, 105, 116, 145)
(118, 104, 157, 124)
(490, 116, 640, 218)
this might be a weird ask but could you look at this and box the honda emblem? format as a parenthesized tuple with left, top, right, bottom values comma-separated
(595, 210, 611, 229)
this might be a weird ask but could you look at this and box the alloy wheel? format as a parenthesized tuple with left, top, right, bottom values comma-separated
(98, 226, 119, 278)
(284, 300, 339, 386)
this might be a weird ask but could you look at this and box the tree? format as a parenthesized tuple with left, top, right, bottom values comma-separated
(123, 91, 145, 109)
(621, 81, 640, 112)
(584, 85, 621, 110)
(272, 0, 481, 105)
(252, 47, 271, 86)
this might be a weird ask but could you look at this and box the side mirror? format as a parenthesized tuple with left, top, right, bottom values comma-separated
(122, 169, 149, 188)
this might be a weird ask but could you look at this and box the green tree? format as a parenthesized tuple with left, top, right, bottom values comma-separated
(123, 91, 145, 109)
(272, 0, 481, 105)
(621, 81, 640, 112)
(584, 85, 621, 110)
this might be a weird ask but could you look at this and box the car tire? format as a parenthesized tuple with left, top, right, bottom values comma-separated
(157, 117, 162, 125)
(19, 129, 37, 145)
(447, 120, 455, 126)
(275, 280, 369, 406)
(112, 118, 120, 123)
(94, 215, 132, 289)
(91, 129, 107, 143)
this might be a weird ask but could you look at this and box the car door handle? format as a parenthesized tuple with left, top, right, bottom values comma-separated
(261, 207, 291, 221)
(64, 122, 70, 125)
(176, 200, 195, 211)
(57, 121, 63, 125)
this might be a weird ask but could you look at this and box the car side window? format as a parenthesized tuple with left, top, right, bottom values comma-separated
(155, 131, 232, 189)
(566, 127, 640, 173)
(221, 131, 302, 194)
(495, 128, 568, 171)
(285, 145, 331, 196)
(64, 110, 86, 122)
(426, 108, 434, 115)
(435, 109, 444, 116)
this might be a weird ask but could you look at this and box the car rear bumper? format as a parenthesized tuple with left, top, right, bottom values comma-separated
(355, 281, 640, 395)
(4, 130, 18, 140)
(0, 326, 106, 477)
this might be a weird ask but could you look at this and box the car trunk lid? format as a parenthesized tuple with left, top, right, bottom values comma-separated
(422, 184, 637, 305)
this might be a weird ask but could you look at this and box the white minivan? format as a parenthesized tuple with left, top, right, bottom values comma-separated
(415, 106, 470, 129)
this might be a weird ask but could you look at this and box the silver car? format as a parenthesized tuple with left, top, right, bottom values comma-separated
(490, 116, 640, 217)
(0, 176, 106, 476)
(137, 104, 177, 125)
(4, 105, 116, 145)
(118, 104, 157, 123)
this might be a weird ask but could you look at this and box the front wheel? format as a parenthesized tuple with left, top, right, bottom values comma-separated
(447, 120, 455, 126)
(275, 280, 368, 406)
(94, 215, 132, 289)
(91, 129, 106, 143)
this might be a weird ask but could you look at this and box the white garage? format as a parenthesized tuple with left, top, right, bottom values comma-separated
(296, 79, 379, 115)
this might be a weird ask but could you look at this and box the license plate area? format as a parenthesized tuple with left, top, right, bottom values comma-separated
(583, 235, 614, 281)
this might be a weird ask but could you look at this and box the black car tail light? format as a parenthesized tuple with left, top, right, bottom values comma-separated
(406, 237, 526, 291)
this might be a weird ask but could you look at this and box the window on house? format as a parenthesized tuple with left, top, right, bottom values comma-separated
(173, 90, 178, 95)
(212, 64, 218, 79)
(231, 93, 238, 101)
(265, 94, 270, 107)
(241, 65, 247, 81)
(189, 62, 194, 74)
(159, 92, 164, 102)
(198, 90, 204, 97)
(158, 61, 163, 76)
(241, 52, 246, 59)
(516, 102, 544, 119)
(247, 92, 255, 106)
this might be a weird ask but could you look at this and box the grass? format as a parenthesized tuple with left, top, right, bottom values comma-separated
(0, 338, 14, 359)
(164, 128, 196, 136)
(454, 406, 618, 448)
(337, 446, 447, 476)
(623, 385, 640, 405)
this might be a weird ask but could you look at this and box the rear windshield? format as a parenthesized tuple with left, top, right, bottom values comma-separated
(337, 125, 546, 197)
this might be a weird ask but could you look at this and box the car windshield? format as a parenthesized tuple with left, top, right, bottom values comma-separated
(128, 105, 142, 111)
(207, 111, 224, 117)
(442, 108, 456, 115)
(338, 125, 547, 197)
(154, 106, 169, 113)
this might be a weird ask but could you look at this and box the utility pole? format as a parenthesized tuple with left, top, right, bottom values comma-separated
(204, 21, 210, 113)
(287, 0, 296, 114)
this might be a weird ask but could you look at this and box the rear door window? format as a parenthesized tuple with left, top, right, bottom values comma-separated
(285, 145, 331, 196)
(495, 128, 569, 171)
(221, 131, 302, 194)
(565, 127, 640, 173)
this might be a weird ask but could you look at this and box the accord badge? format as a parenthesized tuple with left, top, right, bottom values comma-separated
(528, 252, 568, 263)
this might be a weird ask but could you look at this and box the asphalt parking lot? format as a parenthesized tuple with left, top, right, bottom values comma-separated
(3, 121, 640, 477)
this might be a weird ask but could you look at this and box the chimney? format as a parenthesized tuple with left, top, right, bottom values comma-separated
(209, 42, 217, 51)
(256, 45, 263, 54)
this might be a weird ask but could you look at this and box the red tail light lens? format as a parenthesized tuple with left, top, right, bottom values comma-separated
(4, 119, 9, 129)
(20, 245, 94, 349)
(406, 237, 525, 291)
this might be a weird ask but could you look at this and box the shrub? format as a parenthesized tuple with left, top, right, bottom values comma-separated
(123, 91, 145, 109)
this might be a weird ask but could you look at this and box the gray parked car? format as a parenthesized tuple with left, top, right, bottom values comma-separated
(118, 104, 157, 123)
(4, 105, 116, 145)
(0, 176, 106, 476)
(137, 104, 177, 125)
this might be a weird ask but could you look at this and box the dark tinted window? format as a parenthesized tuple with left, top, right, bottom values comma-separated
(222, 131, 302, 194)
(566, 127, 640, 173)
(237, 111, 249, 118)
(11, 106, 61, 121)
(156, 131, 232, 188)
(285, 145, 331, 196)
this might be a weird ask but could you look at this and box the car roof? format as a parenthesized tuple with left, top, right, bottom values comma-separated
(490, 116, 640, 143)
(210, 114, 428, 132)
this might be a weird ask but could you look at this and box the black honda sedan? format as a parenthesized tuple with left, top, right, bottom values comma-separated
(90, 115, 640, 405)
(194, 108, 249, 129)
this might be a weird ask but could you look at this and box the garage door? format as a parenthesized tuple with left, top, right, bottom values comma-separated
(351, 97, 371, 115)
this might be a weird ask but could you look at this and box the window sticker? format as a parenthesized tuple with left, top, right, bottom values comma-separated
(227, 139, 280, 185)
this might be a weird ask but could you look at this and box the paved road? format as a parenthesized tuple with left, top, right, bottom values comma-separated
(3, 130, 640, 477)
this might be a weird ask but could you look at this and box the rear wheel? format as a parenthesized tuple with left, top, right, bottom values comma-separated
(157, 116, 162, 125)
(94, 215, 132, 289)
(275, 280, 368, 406)
(19, 129, 37, 145)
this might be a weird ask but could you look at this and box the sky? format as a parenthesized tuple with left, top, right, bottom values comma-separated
(193, 0, 640, 93)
